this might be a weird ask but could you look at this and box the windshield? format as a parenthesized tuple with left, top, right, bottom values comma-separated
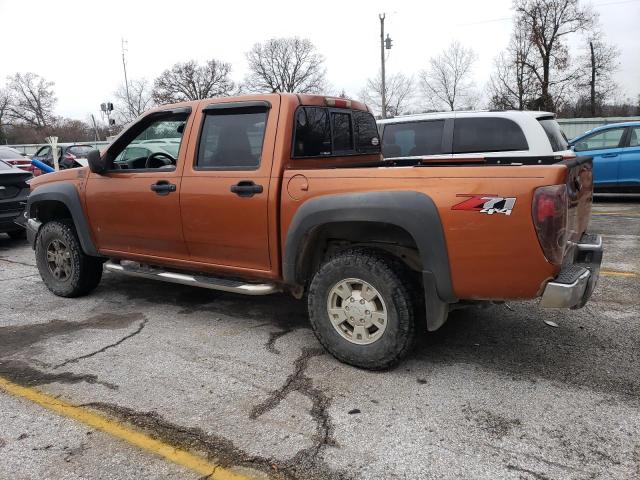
(539, 118, 568, 152)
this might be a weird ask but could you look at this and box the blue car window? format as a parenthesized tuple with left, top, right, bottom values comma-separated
(629, 128, 640, 147)
(575, 128, 624, 152)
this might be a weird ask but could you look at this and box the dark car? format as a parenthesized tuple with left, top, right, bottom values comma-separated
(32, 144, 94, 170)
(0, 159, 31, 239)
(0, 146, 42, 176)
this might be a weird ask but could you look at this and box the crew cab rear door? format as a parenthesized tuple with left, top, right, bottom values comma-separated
(180, 98, 279, 272)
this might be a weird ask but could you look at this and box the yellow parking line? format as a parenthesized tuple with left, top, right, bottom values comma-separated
(0, 377, 250, 480)
(601, 270, 638, 278)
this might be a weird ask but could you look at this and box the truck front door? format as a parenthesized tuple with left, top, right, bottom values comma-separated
(180, 99, 278, 273)
(85, 110, 192, 259)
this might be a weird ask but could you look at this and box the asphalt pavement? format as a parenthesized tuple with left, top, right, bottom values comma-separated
(0, 196, 638, 480)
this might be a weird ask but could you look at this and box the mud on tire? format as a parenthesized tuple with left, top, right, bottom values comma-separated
(307, 248, 418, 370)
(35, 220, 103, 297)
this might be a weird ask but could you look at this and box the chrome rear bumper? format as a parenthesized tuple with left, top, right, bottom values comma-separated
(540, 233, 603, 309)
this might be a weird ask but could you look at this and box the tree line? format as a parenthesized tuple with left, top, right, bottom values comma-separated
(1, 0, 638, 145)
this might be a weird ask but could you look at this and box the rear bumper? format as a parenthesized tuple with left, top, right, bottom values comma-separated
(539, 233, 603, 309)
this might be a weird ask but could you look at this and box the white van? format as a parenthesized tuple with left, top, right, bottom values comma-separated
(378, 111, 573, 161)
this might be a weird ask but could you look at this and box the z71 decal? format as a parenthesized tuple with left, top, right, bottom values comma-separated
(452, 194, 517, 216)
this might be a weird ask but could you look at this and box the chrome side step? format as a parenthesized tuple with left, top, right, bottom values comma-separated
(104, 261, 279, 296)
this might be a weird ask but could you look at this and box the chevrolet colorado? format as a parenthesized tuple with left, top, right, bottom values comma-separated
(24, 93, 602, 369)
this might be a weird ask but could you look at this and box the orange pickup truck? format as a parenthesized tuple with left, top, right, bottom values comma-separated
(24, 93, 602, 369)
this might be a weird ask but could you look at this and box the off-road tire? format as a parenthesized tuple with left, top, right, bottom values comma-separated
(6, 229, 26, 239)
(35, 220, 103, 297)
(308, 248, 418, 370)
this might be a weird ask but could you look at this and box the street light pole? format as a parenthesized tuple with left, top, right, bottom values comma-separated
(379, 13, 387, 119)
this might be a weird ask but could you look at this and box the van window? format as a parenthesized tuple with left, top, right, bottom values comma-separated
(197, 110, 267, 170)
(382, 120, 444, 158)
(453, 118, 528, 154)
(539, 118, 568, 152)
(293, 107, 380, 158)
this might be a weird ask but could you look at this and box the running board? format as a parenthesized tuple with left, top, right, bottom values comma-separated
(104, 261, 279, 295)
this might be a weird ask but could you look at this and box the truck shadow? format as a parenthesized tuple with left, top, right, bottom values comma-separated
(412, 304, 640, 400)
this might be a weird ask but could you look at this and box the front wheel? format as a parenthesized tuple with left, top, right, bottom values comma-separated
(35, 220, 103, 297)
(307, 248, 418, 370)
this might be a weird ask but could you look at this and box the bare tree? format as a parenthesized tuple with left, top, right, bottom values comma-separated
(0, 88, 10, 142)
(244, 37, 327, 93)
(579, 31, 619, 116)
(514, 0, 595, 111)
(488, 19, 539, 110)
(153, 59, 235, 105)
(360, 72, 415, 118)
(5, 73, 57, 128)
(114, 78, 154, 124)
(419, 41, 477, 111)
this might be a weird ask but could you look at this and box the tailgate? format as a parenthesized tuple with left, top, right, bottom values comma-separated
(564, 156, 593, 243)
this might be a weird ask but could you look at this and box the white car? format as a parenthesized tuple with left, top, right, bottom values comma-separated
(378, 110, 573, 161)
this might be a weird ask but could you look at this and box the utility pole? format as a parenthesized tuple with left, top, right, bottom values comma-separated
(121, 38, 132, 118)
(379, 14, 393, 119)
(379, 13, 387, 119)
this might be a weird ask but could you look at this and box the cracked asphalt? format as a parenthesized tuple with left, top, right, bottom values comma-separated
(0, 195, 639, 480)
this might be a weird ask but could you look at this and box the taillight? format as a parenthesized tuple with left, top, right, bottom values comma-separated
(532, 185, 568, 265)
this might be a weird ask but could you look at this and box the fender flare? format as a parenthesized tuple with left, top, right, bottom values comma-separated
(283, 191, 456, 331)
(27, 182, 99, 256)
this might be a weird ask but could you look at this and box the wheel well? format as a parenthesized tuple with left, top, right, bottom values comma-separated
(31, 200, 72, 224)
(296, 221, 422, 285)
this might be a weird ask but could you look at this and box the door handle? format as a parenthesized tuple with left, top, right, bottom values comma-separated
(150, 180, 176, 196)
(230, 180, 263, 197)
(602, 153, 618, 158)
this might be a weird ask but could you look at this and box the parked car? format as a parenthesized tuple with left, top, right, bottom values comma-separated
(568, 121, 640, 192)
(23, 94, 601, 370)
(378, 110, 572, 160)
(0, 146, 42, 175)
(32, 144, 95, 170)
(0, 159, 31, 239)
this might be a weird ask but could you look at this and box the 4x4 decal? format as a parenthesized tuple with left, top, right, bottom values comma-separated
(452, 194, 517, 216)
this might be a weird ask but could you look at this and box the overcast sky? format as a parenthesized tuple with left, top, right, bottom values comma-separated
(1, 0, 638, 120)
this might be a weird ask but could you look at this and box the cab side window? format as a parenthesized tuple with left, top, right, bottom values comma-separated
(108, 112, 188, 171)
(196, 107, 268, 170)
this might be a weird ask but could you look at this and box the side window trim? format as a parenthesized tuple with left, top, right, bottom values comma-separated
(194, 104, 269, 171)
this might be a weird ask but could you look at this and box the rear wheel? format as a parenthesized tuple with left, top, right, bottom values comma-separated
(307, 248, 418, 370)
(35, 220, 103, 297)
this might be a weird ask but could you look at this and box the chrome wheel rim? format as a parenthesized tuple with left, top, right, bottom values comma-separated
(46, 239, 72, 281)
(326, 278, 388, 345)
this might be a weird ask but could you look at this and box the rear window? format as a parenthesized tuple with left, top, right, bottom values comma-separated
(0, 148, 24, 160)
(453, 117, 528, 154)
(539, 118, 568, 152)
(382, 120, 445, 158)
(293, 107, 380, 158)
(67, 146, 94, 157)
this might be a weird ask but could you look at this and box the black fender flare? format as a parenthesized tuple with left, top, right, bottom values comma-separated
(27, 182, 99, 256)
(283, 191, 456, 331)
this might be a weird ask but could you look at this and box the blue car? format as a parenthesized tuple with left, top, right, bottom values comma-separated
(569, 121, 640, 192)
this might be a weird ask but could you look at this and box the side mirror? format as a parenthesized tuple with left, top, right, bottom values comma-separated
(87, 149, 107, 174)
